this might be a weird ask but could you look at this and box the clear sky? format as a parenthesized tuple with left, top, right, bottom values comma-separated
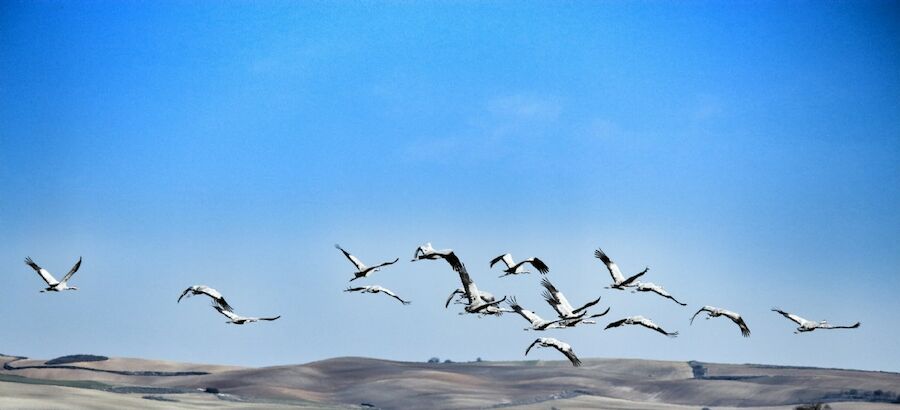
(1, 2, 898, 372)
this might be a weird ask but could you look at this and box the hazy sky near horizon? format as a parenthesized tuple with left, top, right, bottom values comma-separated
(1, 2, 898, 371)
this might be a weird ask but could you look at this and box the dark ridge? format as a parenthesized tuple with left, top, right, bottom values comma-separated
(142, 395, 179, 402)
(689, 361, 783, 380)
(46, 354, 108, 365)
(703, 375, 768, 381)
(107, 386, 189, 394)
(3, 357, 208, 377)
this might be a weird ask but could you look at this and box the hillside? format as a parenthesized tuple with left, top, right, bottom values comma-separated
(2, 354, 899, 409)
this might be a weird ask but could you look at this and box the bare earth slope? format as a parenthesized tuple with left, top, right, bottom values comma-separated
(2, 354, 899, 409)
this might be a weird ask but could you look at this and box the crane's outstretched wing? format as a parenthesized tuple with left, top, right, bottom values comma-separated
(490, 253, 513, 269)
(380, 288, 411, 305)
(690, 306, 711, 325)
(524, 338, 543, 356)
(572, 296, 602, 315)
(195, 286, 233, 311)
(554, 344, 582, 367)
(594, 248, 624, 283)
(731, 315, 751, 337)
(443, 252, 463, 272)
(620, 267, 649, 288)
(508, 296, 541, 325)
(585, 306, 611, 319)
(772, 308, 808, 326)
(335, 244, 366, 271)
(445, 289, 463, 308)
(647, 288, 686, 306)
(456, 266, 478, 303)
(604, 318, 629, 330)
(60, 257, 82, 283)
(638, 318, 678, 337)
(542, 290, 567, 318)
(371, 258, 400, 270)
(177, 287, 194, 303)
(825, 322, 860, 330)
(213, 304, 242, 321)
(344, 286, 368, 293)
(412, 245, 425, 260)
(522, 258, 549, 274)
(25, 257, 59, 286)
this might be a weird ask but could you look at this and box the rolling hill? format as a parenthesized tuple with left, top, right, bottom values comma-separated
(2, 353, 899, 409)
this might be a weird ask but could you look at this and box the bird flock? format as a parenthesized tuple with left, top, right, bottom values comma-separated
(22, 245, 861, 367)
(333, 243, 861, 366)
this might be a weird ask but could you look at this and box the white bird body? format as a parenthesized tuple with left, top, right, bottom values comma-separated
(456, 264, 507, 314)
(345, 285, 411, 305)
(335, 244, 399, 282)
(457, 270, 506, 314)
(540, 278, 608, 326)
(629, 281, 687, 306)
(691, 305, 750, 337)
(594, 248, 648, 289)
(178, 285, 234, 311)
(772, 308, 860, 333)
(525, 337, 581, 367)
(412, 242, 463, 271)
(489, 253, 549, 277)
(605, 315, 678, 337)
(445, 288, 495, 307)
(445, 287, 510, 316)
(25, 257, 81, 292)
(214, 304, 280, 325)
(507, 297, 568, 331)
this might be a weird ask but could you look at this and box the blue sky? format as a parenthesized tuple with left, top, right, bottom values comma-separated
(1, 2, 898, 371)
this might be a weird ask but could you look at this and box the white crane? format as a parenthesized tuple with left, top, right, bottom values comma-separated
(525, 337, 582, 367)
(445, 288, 496, 307)
(445, 288, 509, 315)
(628, 281, 687, 306)
(690, 306, 750, 337)
(772, 308, 860, 333)
(178, 285, 234, 311)
(412, 242, 463, 271)
(605, 315, 678, 337)
(25, 257, 81, 292)
(213, 304, 280, 325)
(506, 297, 569, 331)
(594, 248, 648, 289)
(335, 244, 399, 282)
(345, 285, 411, 305)
(489, 253, 549, 277)
(454, 262, 507, 315)
(540, 278, 609, 326)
